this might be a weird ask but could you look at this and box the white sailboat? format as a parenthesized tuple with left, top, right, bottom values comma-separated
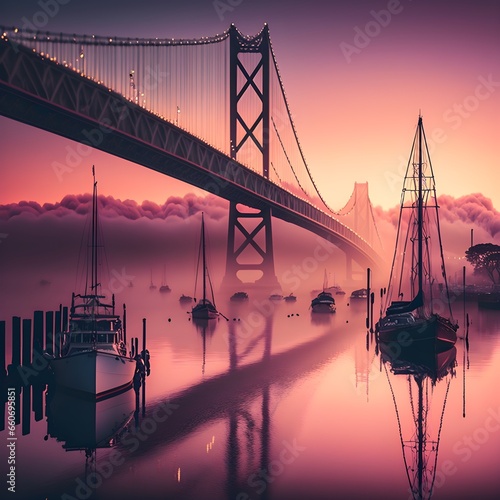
(47, 167, 138, 398)
(192, 213, 219, 320)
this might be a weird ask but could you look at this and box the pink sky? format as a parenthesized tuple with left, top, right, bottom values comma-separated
(0, 0, 499, 211)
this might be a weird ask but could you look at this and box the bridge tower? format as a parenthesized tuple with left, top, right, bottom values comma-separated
(222, 24, 280, 291)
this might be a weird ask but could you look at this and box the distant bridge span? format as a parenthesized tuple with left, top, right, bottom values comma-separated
(0, 37, 383, 273)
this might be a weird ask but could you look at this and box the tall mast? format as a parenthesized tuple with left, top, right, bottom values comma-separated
(417, 117, 424, 297)
(417, 375, 424, 499)
(202, 213, 206, 302)
(91, 165, 98, 293)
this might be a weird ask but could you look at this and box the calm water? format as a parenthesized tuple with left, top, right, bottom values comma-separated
(1, 284, 500, 500)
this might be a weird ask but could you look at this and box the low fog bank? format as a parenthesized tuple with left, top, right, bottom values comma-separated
(1, 192, 499, 316)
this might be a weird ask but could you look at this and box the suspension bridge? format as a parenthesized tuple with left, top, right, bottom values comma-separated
(0, 24, 383, 288)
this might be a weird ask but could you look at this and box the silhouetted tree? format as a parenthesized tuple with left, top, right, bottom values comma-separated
(465, 243, 500, 284)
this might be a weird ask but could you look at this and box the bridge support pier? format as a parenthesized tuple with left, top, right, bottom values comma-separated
(221, 202, 280, 292)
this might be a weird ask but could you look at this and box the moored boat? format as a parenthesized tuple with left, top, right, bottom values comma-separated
(311, 270, 336, 313)
(230, 291, 249, 301)
(376, 116, 458, 347)
(350, 288, 368, 300)
(269, 293, 283, 301)
(311, 291, 336, 313)
(192, 213, 219, 320)
(47, 168, 138, 398)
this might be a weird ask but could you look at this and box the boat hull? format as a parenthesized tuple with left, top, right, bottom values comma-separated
(311, 292, 336, 313)
(377, 313, 457, 347)
(47, 385, 136, 450)
(192, 302, 219, 320)
(311, 303, 336, 313)
(50, 350, 137, 398)
(379, 342, 457, 381)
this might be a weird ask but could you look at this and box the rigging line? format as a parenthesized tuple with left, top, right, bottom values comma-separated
(422, 127, 455, 320)
(193, 225, 202, 300)
(385, 131, 417, 307)
(384, 363, 414, 492)
(428, 377, 452, 499)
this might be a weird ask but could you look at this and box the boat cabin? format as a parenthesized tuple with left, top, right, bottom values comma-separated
(63, 316, 123, 355)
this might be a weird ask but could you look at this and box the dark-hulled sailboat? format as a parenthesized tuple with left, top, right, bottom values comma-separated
(376, 116, 458, 347)
(192, 213, 219, 320)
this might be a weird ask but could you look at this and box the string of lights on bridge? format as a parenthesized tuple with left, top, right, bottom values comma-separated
(1, 25, 379, 249)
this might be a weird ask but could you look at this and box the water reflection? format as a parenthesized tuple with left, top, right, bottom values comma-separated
(380, 342, 458, 500)
(45, 386, 136, 454)
(192, 317, 216, 375)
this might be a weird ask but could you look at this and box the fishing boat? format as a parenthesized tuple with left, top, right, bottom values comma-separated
(47, 168, 138, 398)
(284, 293, 297, 302)
(311, 270, 336, 313)
(192, 213, 219, 320)
(376, 116, 458, 346)
(179, 294, 193, 303)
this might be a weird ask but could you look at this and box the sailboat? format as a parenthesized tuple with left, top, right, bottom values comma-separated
(159, 264, 171, 293)
(149, 268, 157, 290)
(381, 342, 457, 499)
(376, 116, 458, 346)
(47, 168, 138, 398)
(311, 269, 336, 313)
(192, 213, 219, 320)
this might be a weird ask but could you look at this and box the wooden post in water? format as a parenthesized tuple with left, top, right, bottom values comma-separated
(33, 311, 44, 361)
(370, 292, 375, 333)
(123, 304, 127, 346)
(142, 318, 146, 356)
(12, 317, 21, 368)
(45, 311, 54, 356)
(0, 321, 5, 377)
(142, 318, 147, 415)
(366, 268, 371, 330)
(22, 319, 32, 369)
(463, 266, 466, 329)
(62, 306, 68, 333)
(54, 307, 62, 357)
(22, 382, 31, 436)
